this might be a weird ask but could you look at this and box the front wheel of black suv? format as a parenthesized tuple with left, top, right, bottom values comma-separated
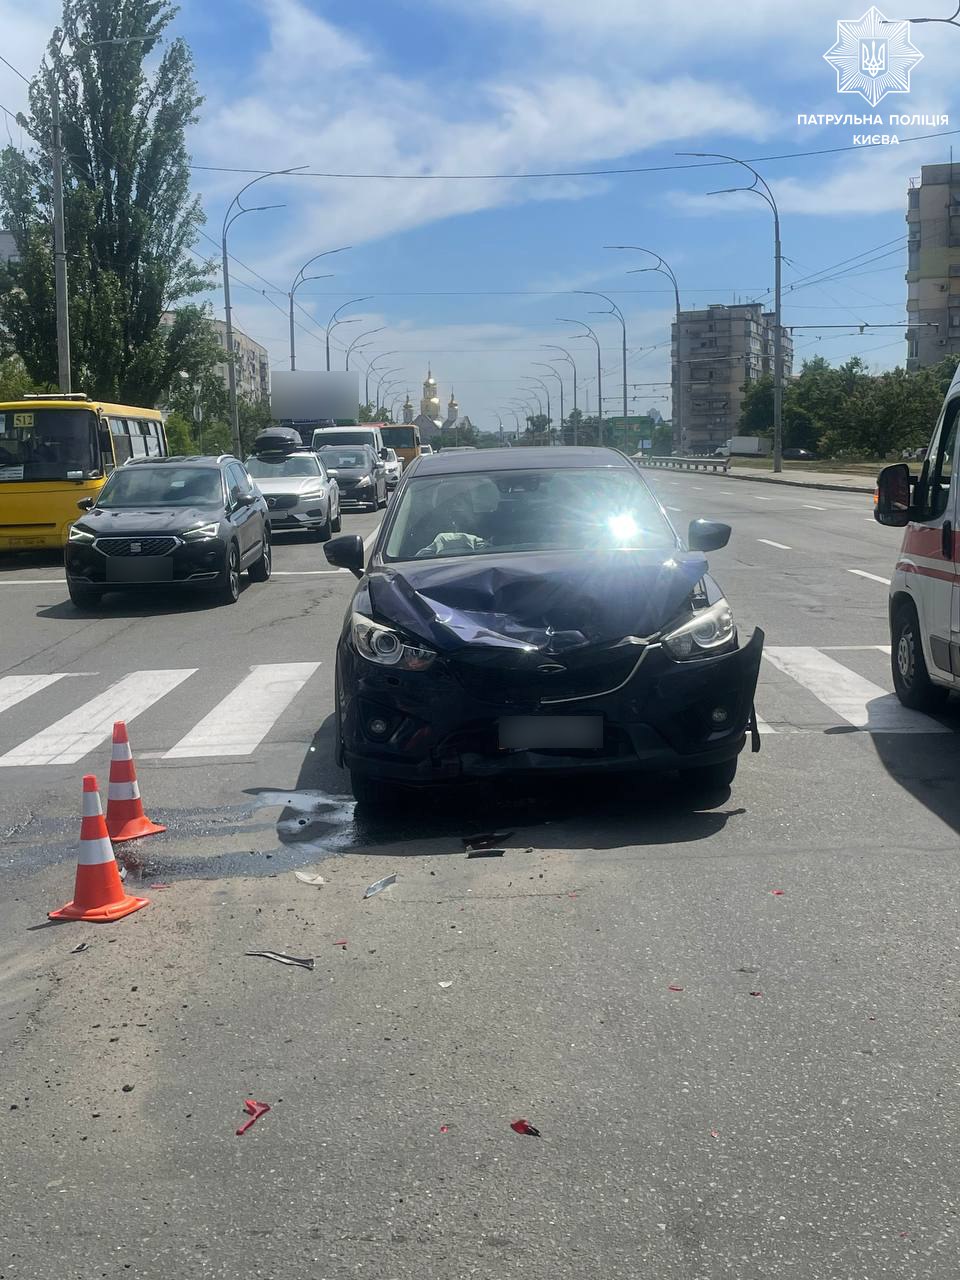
(216, 541, 242, 605)
(683, 757, 738, 793)
(67, 580, 102, 610)
(891, 600, 949, 712)
(248, 530, 272, 582)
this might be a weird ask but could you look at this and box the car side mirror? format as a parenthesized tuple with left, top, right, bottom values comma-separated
(77, 497, 94, 511)
(324, 533, 365, 578)
(380, 448, 389, 460)
(875, 462, 912, 526)
(236, 492, 258, 507)
(688, 519, 731, 552)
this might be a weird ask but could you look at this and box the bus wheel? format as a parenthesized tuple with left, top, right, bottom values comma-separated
(68, 580, 102, 610)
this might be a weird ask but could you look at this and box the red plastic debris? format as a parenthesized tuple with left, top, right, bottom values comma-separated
(710, 1129, 720, 1139)
(235, 1098, 270, 1136)
(510, 1118, 541, 1137)
(770, 889, 785, 896)
(748, 991, 763, 998)
(667, 985, 684, 992)
(149, 882, 171, 889)
(333, 939, 348, 948)
(899, 1232, 909, 1239)
(440, 1125, 449, 1133)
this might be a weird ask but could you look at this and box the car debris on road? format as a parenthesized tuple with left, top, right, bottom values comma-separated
(244, 950, 315, 971)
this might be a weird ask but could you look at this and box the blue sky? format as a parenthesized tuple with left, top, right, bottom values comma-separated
(2, 0, 958, 426)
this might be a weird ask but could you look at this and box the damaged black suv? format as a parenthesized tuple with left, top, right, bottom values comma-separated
(324, 447, 763, 805)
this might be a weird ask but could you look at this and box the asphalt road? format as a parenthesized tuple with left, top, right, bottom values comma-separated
(2, 469, 959, 1280)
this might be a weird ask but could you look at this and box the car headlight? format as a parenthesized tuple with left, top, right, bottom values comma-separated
(68, 524, 95, 544)
(181, 522, 221, 542)
(355, 476, 372, 488)
(301, 487, 326, 499)
(351, 613, 436, 671)
(661, 598, 736, 661)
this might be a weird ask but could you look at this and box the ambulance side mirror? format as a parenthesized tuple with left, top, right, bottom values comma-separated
(875, 463, 912, 527)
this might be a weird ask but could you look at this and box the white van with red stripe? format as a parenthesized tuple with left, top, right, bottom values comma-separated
(875, 365, 959, 710)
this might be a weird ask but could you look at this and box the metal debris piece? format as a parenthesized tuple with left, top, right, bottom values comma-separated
(363, 873, 397, 899)
(245, 950, 315, 971)
(333, 939, 348, 948)
(463, 831, 514, 850)
(439, 981, 453, 989)
(70, 941, 89, 954)
(510, 1118, 540, 1137)
(236, 1098, 270, 1136)
(667, 985, 684, 992)
(748, 990, 763, 997)
(118, 865, 127, 882)
(294, 871, 326, 886)
(149, 883, 170, 890)
(466, 848, 505, 859)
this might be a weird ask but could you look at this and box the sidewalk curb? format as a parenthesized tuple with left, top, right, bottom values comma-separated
(716, 470, 875, 496)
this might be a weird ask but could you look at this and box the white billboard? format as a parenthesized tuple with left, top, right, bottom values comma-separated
(270, 371, 359, 424)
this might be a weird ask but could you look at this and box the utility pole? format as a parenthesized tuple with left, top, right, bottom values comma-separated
(50, 79, 70, 393)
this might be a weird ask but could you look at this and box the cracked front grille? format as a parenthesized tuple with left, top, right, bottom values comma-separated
(95, 537, 179, 557)
(449, 646, 644, 707)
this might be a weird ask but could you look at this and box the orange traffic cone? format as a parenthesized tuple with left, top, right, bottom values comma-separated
(49, 775, 149, 923)
(105, 721, 165, 843)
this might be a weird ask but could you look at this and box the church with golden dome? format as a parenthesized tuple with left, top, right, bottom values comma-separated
(402, 368, 473, 443)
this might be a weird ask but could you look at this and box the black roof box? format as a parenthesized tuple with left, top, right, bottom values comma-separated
(252, 426, 302, 454)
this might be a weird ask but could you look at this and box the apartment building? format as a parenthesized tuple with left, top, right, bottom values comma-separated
(905, 163, 960, 370)
(161, 311, 270, 401)
(672, 303, 793, 452)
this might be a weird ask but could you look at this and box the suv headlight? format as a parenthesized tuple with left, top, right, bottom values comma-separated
(355, 475, 372, 488)
(68, 524, 95, 543)
(182, 522, 220, 542)
(661, 598, 736, 661)
(351, 613, 436, 671)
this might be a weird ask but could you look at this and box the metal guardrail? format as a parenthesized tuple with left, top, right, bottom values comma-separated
(634, 455, 731, 474)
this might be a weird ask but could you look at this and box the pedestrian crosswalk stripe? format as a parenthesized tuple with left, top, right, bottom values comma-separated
(162, 662, 321, 759)
(0, 673, 70, 716)
(763, 647, 950, 734)
(0, 669, 197, 767)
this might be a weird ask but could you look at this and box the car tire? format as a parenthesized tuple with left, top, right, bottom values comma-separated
(350, 769, 402, 808)
(332, 506, 342, 533)
(891, 600, 949, 712)
(248, 529, 272, 582)
(67, 580, 102, 610)
(684, 757, 738, 792)
(216, 541, 241, 605)
(377, 488, 388, 510)
(313, 509, 333, 542)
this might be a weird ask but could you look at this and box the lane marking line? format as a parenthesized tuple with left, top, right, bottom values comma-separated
(757, 539, 792, 550)
(363, 522, 382, 553)
(272, 570, 346, 576)
(848, 569, 891, 586)
(0, 669, 196, 767)
(0, 579, 67, 585)
(802, 504, 827, 511)
(752, 495, 773, 501)
(763, 647, 949, 733)
(163, 662, 321, 759)
(0, 673, 70, 717)
(665, 505, 682, 512)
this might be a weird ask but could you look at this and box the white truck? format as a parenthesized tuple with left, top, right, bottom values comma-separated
(716, 436, 772, 458)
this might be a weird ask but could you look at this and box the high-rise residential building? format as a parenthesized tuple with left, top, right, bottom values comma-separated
(905, 163, 960, 371)
(0, 229, 18, 266)
(160, 311, 270, 401)
(671, 303, 792, 453)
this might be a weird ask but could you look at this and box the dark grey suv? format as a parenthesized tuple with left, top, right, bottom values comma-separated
(65, 455, 271, 608)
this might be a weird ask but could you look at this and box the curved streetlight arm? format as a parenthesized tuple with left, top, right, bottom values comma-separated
(291, 246, 351, 292)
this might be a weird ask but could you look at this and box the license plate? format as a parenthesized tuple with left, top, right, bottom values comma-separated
(499, 716, 603, 750)
(9, 537, 46, 547)
(106, 556, 173, 582)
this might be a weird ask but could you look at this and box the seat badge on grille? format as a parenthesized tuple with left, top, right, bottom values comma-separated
(130, 542, 141, 553)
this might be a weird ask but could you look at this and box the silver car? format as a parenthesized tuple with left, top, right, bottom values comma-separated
(245, 449, 341, 541)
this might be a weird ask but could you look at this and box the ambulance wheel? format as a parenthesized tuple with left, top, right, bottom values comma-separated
(891, 600, 949, 712)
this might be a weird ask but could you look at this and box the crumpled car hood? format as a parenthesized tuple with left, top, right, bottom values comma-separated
(366, 549, 708, 653)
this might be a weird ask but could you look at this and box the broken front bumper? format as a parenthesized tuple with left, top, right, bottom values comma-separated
(339, 628, 765, 785)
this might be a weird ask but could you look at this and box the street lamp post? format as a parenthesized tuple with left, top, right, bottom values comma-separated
(558, 319, 603, 445)
(607, 246, 684, 455)
(541, 346, 578, 443)
(364, 351, 400, 407)
(678, 152, 783, 472)
(375, 368, 402, 410)
(522, 378, 550, 441)
(577, 292, 628, 452)
(534, 364, 564, 443)
(345, 326, 385, 370)
(288, 247, 349, 371)
(325, 298, 372, 372)
(222, 166, 305, 455)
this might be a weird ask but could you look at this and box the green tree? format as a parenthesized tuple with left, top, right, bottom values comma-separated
(738, 375, 773, 436)
(0, 0, 212, 403)
(651, 423, 674, 456)
(0, 353, 44, 399)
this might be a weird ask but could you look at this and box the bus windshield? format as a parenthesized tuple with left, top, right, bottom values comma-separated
(0, 409, 100, 482)
(381, 426, 417, 449)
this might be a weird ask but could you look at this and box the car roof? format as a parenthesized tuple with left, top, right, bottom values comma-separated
(125, 455, 235, 467)
(409, 446, 633, 476)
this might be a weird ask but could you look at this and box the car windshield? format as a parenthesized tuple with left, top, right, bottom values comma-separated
(97, 465, 223, 508)
(313, 431, 375, 448)
(0, 408, 100, 482)
(244, 454, 320, 479)
(320, 449, 370, 469)
(384, 466, 676, 561)
(384, 450, 397, 462)
(382, 427, 416, 448)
